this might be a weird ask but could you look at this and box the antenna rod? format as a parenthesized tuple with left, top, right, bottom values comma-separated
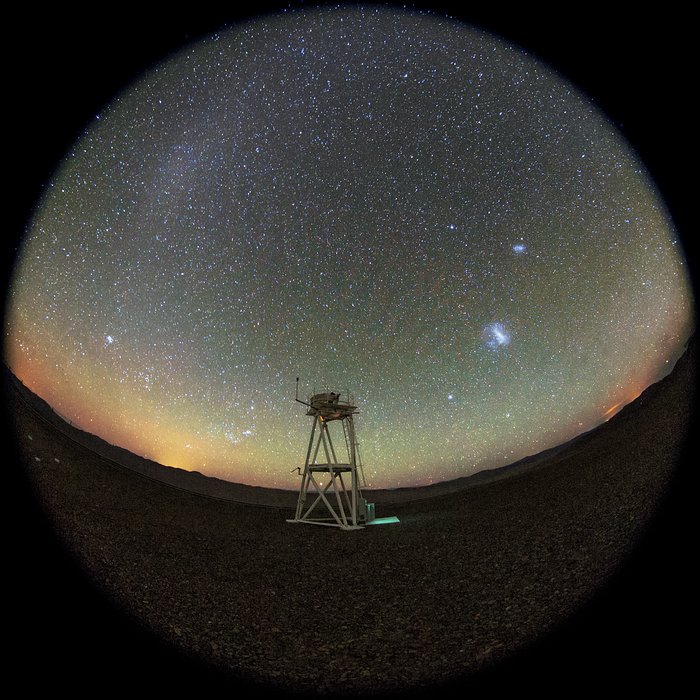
(295, 377, 311, 407)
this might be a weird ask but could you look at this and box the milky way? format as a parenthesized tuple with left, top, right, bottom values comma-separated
(5, 5, 694, 488)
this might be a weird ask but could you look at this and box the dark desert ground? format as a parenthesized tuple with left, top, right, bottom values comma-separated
(4, 336, 696, 698)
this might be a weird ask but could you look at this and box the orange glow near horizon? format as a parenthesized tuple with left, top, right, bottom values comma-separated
(601, 383, 647, 421)
(3, 288, 691, 491)
(603, 401, 623, 418)
(8, 332, 686, 491)
(4, 338, 264, 484)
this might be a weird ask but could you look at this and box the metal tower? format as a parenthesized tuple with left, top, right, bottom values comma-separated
(287, 380, 375, 530)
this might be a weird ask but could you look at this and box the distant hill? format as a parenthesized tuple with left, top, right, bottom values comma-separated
(3, 368, 298, 507)
(371, 334, 696, 502)
(3, 333, 695, 507)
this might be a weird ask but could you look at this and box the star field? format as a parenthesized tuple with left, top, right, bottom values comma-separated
(5, 6, 694, 489)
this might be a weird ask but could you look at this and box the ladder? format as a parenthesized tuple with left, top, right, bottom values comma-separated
(342, 418, 366, 487)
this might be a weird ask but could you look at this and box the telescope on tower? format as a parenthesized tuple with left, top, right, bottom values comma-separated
(287, 378, 398, 530)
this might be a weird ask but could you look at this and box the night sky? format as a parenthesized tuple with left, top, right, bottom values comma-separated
(5, 5, 694, 489)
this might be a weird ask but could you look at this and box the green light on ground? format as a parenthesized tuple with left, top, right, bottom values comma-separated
(367, 516, 400, 526)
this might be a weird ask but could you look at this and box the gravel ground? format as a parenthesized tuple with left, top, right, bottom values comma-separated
(6, 341, 695, 698)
